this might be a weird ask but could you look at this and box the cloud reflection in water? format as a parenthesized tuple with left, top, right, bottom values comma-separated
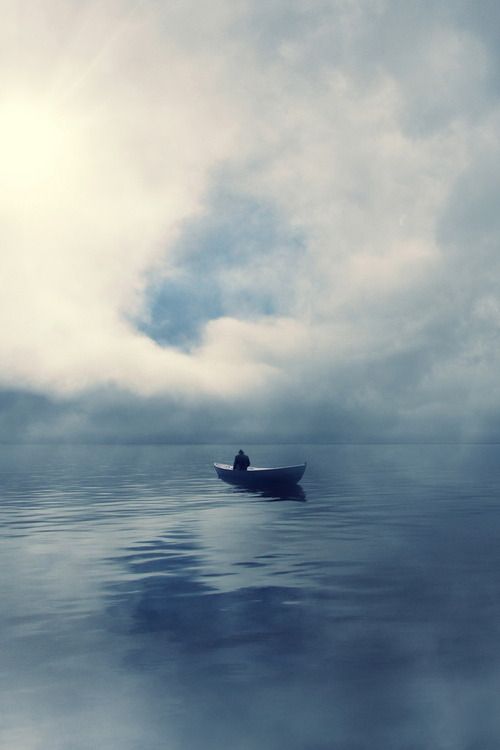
(2, 445, 500, 749)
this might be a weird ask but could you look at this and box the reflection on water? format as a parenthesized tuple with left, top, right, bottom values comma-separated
(223, 481, 307, 502)
(1, 444, 500, 749)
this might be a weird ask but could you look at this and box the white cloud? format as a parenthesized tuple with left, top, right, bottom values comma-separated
(2, 0, 500, 437)
(0, 0, 244, 396)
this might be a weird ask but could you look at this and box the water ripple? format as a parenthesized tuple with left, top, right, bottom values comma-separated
(2, 444, 500, 749)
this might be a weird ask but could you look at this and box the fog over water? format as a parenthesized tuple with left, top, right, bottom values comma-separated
(2, 443, 500, 749)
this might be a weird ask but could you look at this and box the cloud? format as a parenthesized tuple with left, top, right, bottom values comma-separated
(2, 0, 500, 440)
(0, 0, 244, 396)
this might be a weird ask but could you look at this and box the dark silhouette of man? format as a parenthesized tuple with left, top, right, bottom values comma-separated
(233, 449, 250, 471)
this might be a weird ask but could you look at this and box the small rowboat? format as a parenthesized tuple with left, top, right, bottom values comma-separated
(214, 462, 306, 486)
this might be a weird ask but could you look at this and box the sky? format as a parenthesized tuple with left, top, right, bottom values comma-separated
(2, 0, 500, 443)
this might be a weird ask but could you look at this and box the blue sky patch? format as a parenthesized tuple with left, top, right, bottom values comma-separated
(138, 185, 304, 349)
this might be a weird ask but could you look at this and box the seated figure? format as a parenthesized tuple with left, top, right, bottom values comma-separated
(233, 449, 250, 471)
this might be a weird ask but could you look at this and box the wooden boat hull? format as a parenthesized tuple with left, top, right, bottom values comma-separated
(214, 462, 306, 486)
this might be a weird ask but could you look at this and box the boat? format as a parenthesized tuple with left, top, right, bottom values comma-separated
(214, 462, 306, 486)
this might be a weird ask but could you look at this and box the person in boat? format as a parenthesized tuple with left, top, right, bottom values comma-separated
(233, 449, 250, 471)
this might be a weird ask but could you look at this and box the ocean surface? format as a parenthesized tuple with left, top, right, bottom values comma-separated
(1, 443, 500, 750)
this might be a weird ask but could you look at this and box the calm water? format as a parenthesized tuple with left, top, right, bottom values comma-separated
(1, 443, 500, 750)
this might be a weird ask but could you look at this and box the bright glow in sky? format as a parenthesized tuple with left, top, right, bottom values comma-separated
(0, 97, 67, 190)
(2, 0, 500, 442)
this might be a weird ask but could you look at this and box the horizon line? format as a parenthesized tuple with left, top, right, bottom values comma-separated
(1, 440, 500, 447)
